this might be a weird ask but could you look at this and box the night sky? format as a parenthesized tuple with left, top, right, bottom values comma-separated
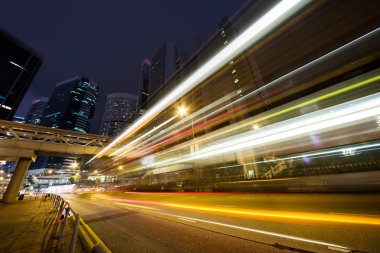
(0, 0, 247, 133)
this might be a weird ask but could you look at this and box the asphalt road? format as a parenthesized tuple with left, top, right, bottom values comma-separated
(63, 192, 380, 253)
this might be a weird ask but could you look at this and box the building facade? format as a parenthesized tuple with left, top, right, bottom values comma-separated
(25, 97, 48, 125)
(42, 76, 99, 133)
(100, 93, 137, 137)
(0, 29, 43, 120)
(137, 58, 151, 116)
(148, 42, 187, 107)
(41, 76, 99, 169)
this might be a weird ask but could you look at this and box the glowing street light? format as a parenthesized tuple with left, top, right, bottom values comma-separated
(178, 106, 187, 116)
(48, 169, 53, 174)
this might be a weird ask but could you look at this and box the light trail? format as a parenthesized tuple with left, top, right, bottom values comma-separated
(87, 0, 310, 163)
(217, 141, 380, 170)
(119, 83, 291, 158)
(113, 91, 241, 160)
(113, 28, 380, 165)
(110, 115, 178, 157)
(116, 68, 380, 174)
(94, 196, 380, 226)
(127, 87, 380, 170)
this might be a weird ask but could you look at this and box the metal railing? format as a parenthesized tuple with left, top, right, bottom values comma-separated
(49, 194, 111, 253)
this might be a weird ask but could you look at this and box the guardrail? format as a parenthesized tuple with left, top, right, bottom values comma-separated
(48, 194, 111, 253)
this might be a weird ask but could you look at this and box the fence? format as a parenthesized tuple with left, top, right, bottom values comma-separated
(49, 194, 111, 253)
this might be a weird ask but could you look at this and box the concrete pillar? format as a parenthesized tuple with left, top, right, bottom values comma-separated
(2, 158, 32, 203)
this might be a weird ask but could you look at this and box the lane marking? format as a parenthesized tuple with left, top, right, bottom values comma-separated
(145, 210, 351, 252)
(178, 217, 196, 223)
(115, 202, 159, 210)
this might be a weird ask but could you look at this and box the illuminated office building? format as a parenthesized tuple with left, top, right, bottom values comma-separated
(41, 77, 99, 169)
(42, 76, 99, 133)
(100, 93, 137, 137)
(0, 29, 43, 120)
(25, 97, 48, 125)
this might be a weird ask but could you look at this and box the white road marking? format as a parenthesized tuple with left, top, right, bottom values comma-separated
(178, 217, 196, 223)
(145, 210, 351, 251)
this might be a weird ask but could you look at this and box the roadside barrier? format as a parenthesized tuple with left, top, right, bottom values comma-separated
(48, 194, 111, 253)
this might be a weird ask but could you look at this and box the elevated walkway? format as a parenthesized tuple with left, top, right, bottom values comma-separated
(0, 119, 114, 203)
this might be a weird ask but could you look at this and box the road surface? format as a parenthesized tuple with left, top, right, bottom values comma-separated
(63, 192, 380, 253)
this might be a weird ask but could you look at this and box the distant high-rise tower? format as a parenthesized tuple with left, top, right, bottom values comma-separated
(100, 93, 137, 137)
(137, 58, 151, 116)
(149, 42, 187, 101)
(0, 29, 43, 120)
(25, 97, 48, 125)
(42, 76, 99, 133)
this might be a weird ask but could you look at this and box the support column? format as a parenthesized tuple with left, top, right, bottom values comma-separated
(2, 158, 32, 203)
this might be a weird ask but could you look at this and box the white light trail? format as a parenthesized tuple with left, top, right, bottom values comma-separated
(218, 141, 380, 169)
(184, 95, 380, 162)
(141, 92, 380, 168)
(114, 28, 380, 162)
(110, 115, 178, 157)
(87, 0, 310, 164)
(113, 92, 237, 160)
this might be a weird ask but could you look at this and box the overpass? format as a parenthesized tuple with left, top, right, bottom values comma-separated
(0, 120, 113, 203)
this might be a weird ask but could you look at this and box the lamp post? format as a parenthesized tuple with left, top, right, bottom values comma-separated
(178, 106, 202, 191)
(178, 106, 194, 139)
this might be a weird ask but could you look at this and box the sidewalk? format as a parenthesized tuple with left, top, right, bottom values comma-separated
(0, 197, 82, 253)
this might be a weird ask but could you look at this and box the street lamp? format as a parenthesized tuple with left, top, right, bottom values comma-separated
(178, 106, 187, 116)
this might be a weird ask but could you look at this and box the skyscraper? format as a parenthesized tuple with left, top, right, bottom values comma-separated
(149, 42, 187, 106)
(40, 76, 99, 169)
(100, 93, 137, 137)
(42, 76, 99, 133)
(137, 58, 151, 116)
(25, 97, 48, 125)
(0, 29, 43, 120)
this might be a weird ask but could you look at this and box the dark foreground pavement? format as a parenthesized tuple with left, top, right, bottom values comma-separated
(0, 197, 82, 253)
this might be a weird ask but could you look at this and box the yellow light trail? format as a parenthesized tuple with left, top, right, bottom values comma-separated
(163, 203, 380, 226)
(97, 196, 380, 226)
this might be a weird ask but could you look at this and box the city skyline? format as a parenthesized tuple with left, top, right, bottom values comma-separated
(0, 0, 247, 133)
